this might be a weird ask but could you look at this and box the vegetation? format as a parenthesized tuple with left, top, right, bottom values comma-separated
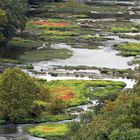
(45, 80, 126, 107)
(66, 74, 140, 140)
(114, 43, 140, 56)
(0, 68, 39, 122)
(80, 35, 107, 41)
(0, 0, 27, 49)
(109, 26, 138, 33)
(28, 123, 68, 139)
(0, 0, 140, 139)
(10, 37, 43, 49)
(0, 68, 75, 123)
(0, 58, 21, 64)
(20, 48, 73, 62)
(119, 34, 140, 40)
(40, 0, 91, 14)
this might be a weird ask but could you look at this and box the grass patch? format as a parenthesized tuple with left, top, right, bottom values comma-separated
(0, 58, 21, 64)
(119, 34, 140, 40)
(109, 26, 138, 33)
(28, 123, 68, 139)
(114, 43, 140, 56)
(43, 30, 80, 36)
(39, 113, 77, 122)
(41, 1, 91, 14)
(0, 120, 6, 125)
(15, 113, 77, 124)
(90, 5, 125, 14)
(20, 48, 73, 62)
(45, 80, 126, 107)
(129, 59, 140, 65)
(10, 37, 43, 49)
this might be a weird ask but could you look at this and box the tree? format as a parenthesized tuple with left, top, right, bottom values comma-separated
(67, 73, 140, 140)
(0, 9, 8, 48)
(0, 68, 40, 122)
(0, 0, 27, 48)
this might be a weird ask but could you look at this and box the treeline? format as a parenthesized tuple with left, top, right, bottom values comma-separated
(0, 0, 27, 49)
(28, 0, 61, 5)
(67, 76, 140, 140)
(0, 0, 62, 50)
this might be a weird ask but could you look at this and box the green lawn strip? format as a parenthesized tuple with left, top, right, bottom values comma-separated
(27, 123, 68, 139)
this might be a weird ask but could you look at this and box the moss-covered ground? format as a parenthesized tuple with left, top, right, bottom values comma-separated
(45, 80, 126, 107)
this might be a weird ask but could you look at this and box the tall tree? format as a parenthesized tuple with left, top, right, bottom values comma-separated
(0, 68, 40, 122)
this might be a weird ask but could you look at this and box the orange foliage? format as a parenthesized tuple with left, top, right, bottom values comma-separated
(42, 127, 55, 132)
(51, 87, 74, 101)
(61, 91, 74, 100)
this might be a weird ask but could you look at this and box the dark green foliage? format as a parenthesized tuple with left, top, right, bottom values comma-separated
(0, 0, 27, 49)
(67, 75, 140, 140)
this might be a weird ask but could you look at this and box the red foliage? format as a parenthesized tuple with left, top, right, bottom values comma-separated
(51, 88, 74, 101)
(32, 21, 70, 27)
(43, 127, 54, 132)
(60, 91, 74, 101)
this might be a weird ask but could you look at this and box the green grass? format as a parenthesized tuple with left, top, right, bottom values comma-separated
(114, 43, 140, 56)
(40, 1, 91, 14)
(0, 120, 6, 125)
(45, 80, 126, 107)
(0, 58, 21, 64)
(39, 113, 77, 122)
(10, 37, 43, 49)
(43, 30, 80, 36)
(15, 113, 77, 124)
(109, 26, 138, 33)
(20, 48, 73, 62)
(90, 5, 125, 13)
(27, 22, 78, 31)
(28, 123, 68, 139)
(80, 35, 107, 41)
(129, 59, 140, 65)
(26, 20, 80, 44)
(119, 34, 140, 40)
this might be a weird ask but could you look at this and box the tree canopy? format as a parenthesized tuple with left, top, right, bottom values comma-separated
(67, 75, 140, 140)
(0, 0, 27, 48)
(0, 68, 39, 122)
